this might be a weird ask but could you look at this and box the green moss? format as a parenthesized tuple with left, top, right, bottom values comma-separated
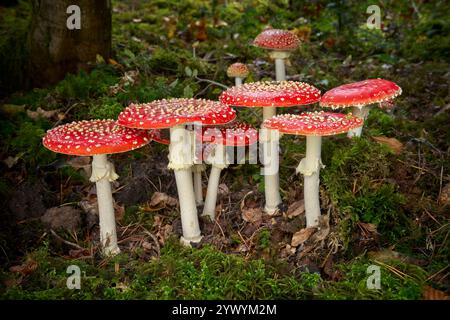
(318, 257, 426, 300)
(322, 138, 410, 246)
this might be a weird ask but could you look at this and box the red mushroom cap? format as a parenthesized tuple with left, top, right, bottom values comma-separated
(320, 79, 402, 109)
(263, 111, 364, 136)
(199, 122, 258, 147)
(118, 98, 236, 129)
(227, 63, 249, 78)
(42, 119, 152, 156)
(219, 81, 321, 107)
(253, 29, 300, 51)
(150, 129, 170, 145)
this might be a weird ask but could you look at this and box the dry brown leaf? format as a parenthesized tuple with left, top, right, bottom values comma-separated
(242, 207, 263, 223)
(3, 155, 20, 168)
(156, 224, 173, 245)
(422, 286, 450, 300)
(280, 244, 297, 258)
(67, 156, 91, 176)
(358, 221, 378, 238)
(373, 136, 403, 154)
(26, 107, 60, 120)
(10, 259, 38, 276)
(438, 183, 450, 205)
(291, 227, 316, 247)
(114, 203, 125, 221)
(310, 215, 330, 243)
(68, 249, 90, 258)
(218, 183, 229, 197)
(79, 199, 98, 216)
(286, 200, 305, 218)
(149, 192, 178, 208)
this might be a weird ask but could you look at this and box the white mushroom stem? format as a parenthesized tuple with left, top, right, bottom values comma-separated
(90, 154, 120, 256)
(275, 59, 286, 81)
(260, 117, 281, 215)
(192, 164, 205, 205)
(296, 136, 324, 227)
(235, 77, 243, 86)
(269, 51, 290, 81)
(203, 144, 228, 220)
(347, 106, 370, 138)
(169, 126, 202, 245)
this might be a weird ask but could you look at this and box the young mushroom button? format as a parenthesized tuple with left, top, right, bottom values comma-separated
(227, 63, 250, 87)
(320, 79, 402, 138)
(42, 119, 152, 255)
(253, 28, 300, 81)
(118, 98, 236, 246)
(263, 112, 363, 227)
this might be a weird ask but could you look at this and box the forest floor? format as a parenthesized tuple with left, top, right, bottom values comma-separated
(0, 0, 449, 299)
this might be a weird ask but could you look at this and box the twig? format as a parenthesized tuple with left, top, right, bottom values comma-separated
(194, 76, 228, 89)
(52, 103, 83, 128)
(142, 228, 161, 258)
(438, 165, 444, 204)
(214, 218, 226, 239)
(50, 229, 86, 251)
(426, 264, 449, 281)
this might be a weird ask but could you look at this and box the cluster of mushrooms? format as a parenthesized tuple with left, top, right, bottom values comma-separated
(43, 28, 402, 255)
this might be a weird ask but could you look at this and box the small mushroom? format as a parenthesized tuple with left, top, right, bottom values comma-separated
(320, 79, 402, 138)
(226, 63, 249, 86)
(198, 122, 258, 220)
(42, 120, 152, 255)
(220, 81, 321, 214)
(118, 98, 236, 245)
(253, 28, 300, 81)
(263, 112, 363, 227)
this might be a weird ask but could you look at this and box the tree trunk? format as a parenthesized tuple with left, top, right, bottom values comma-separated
(29, 0, 111, 86)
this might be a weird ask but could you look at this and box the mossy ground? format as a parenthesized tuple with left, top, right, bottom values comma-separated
(0, 0, 449, 299)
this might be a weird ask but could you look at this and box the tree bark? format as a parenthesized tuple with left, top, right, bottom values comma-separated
(29, 0, 111, 86)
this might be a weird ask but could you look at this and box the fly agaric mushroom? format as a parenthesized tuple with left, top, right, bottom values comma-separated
(220, 81, 321, 214)
(118, 98, 236, 245)
(42, 120, 152, 255)
(198, 122, 258, 219)
(320, 79, 402, 138)
(227, 63, 250, 86)
(263, 112, 363, 227)
(253, 28, 300, 81)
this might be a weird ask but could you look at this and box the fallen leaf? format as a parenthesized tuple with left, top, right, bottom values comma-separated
(310, 215, 330, 243)
(367, 248, 425, 265)
(242, 207, 263, 223)
(286, 200, 305, 218)
(142, 241, 153, 251)
(438, 183, 450, 205)
(280, 244, 297, 258)
(291, 227, 316, 247)
(357, 221, 378, 238)
(218, 183, 229, 197)
(373, 136, 403, 154)
(27, 107, 60, 120)
(422, 286, 450, 300)
(10, 259, 38, 276)
(68, 249, 90, 258)
(67, 156, 92, 176)
(3, 155, 20, 168)
(149, 192, 178, 208)
(114, 203, 125, 221)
